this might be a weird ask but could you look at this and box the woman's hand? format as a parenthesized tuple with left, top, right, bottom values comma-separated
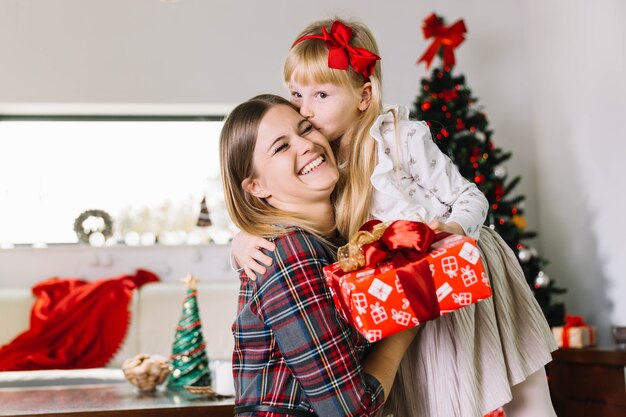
(231, 231, 276, 280)
(427, 220, 465, 236)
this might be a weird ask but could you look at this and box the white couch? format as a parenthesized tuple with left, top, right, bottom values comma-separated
(0, 281, 239, 393)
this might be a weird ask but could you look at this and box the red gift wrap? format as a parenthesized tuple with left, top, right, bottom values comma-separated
(323, 220, 492, 342)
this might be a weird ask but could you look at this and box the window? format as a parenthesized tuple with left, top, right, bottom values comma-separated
(0, 116, 234, 246)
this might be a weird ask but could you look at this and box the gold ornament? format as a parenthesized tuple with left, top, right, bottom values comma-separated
(511, 214, 527, 230)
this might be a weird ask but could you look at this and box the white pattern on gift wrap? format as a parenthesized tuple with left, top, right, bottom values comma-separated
(461, 266, 478, 287)
(394, 276, 404, 293)
(441, 256, 459, 278)
(366, 330, 382, 343)
(481, 271, 490, 287)
(356, 268, 376, 278)
(436, 282, 453, 302)
(453, 293, 472, 305)
(458, 242, 480, 265)
(368, 278, 393, 302)
(341, 280, 356, 300)
(351, 292, 368, 315)
(370, 302, 388, 324)
(391, 308, 412, 326)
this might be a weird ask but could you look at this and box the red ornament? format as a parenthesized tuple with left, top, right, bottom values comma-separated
(440, 90, 460, 101)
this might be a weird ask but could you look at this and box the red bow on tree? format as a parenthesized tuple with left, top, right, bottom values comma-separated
(294, 21, 381, 80)
(417, 13, 467, 69)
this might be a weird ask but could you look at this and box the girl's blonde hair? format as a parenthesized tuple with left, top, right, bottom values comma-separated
(220, 94, 331, 239)
(284, 18, 384, 239)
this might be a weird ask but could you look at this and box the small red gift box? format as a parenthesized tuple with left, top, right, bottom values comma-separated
(552, 315, 596, 348)
(323, 220, 492, 342)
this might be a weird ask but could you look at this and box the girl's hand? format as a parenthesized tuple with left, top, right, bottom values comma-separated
(231, 231, 276, 280)
(427, 220, 465, 236)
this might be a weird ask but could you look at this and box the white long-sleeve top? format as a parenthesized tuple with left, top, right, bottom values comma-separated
(369, 106, 488, 240)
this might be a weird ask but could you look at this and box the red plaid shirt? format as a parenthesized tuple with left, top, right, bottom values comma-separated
(232, 227, 384, 416)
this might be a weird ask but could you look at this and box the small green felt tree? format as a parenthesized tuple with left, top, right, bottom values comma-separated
(167, 274, 211, 390)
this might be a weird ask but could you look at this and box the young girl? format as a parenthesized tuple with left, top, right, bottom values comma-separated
(221, 94, 418, 417)
(232, 19, 558, 417)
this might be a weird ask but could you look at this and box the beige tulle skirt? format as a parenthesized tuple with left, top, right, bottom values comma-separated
(381, 226, 558, 417)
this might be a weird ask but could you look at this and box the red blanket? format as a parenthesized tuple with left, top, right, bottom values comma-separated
(0, 269, 159, 371)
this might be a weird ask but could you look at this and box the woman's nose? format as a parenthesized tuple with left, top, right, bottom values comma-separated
(294, 136, 314, 154)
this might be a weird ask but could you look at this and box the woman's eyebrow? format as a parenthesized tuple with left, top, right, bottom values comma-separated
(268, 135, 286, 152)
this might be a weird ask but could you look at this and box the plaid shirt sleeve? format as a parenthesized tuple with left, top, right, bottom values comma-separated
(254, 229, 384, 417)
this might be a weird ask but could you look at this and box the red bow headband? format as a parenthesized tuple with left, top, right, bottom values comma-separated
(293, 21, 381, 80)
(417, 13, 467, 69)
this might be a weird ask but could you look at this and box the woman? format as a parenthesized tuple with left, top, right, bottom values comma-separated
(220, 94, 416, 417)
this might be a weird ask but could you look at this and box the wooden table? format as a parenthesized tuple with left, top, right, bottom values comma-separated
(0, 383, 235, 417)
(547, 346, 626, 417)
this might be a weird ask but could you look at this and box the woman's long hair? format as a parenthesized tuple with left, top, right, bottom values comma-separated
(284, 18, 384, 239)
(220, 94, 332, 239)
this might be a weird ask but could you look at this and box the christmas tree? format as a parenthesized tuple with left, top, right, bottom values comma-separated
(196, 196, 212, 228)
(167, 274, 211, 390)
(412, 13, 566, 326)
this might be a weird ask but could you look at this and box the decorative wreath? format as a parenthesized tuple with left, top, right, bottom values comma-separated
(73, 209, 114, 244)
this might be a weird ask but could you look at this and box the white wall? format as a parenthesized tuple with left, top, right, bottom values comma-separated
(528, 0, 626, 345)
(1, 1, 622, 343)
(0, 0, 537, 225)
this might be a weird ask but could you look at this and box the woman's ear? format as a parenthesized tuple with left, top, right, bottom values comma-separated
(242, 177, 270, 199)
(358, 82, 373, 111)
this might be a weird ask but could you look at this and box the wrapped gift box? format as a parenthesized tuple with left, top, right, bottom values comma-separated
(324, 223, 492, 342)
(552, 316, 596, 348)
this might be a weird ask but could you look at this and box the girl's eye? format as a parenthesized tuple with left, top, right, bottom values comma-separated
(273, 143, 289, 154)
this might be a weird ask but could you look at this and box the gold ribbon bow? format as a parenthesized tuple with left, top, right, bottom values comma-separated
(337, 222, 389, 272)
